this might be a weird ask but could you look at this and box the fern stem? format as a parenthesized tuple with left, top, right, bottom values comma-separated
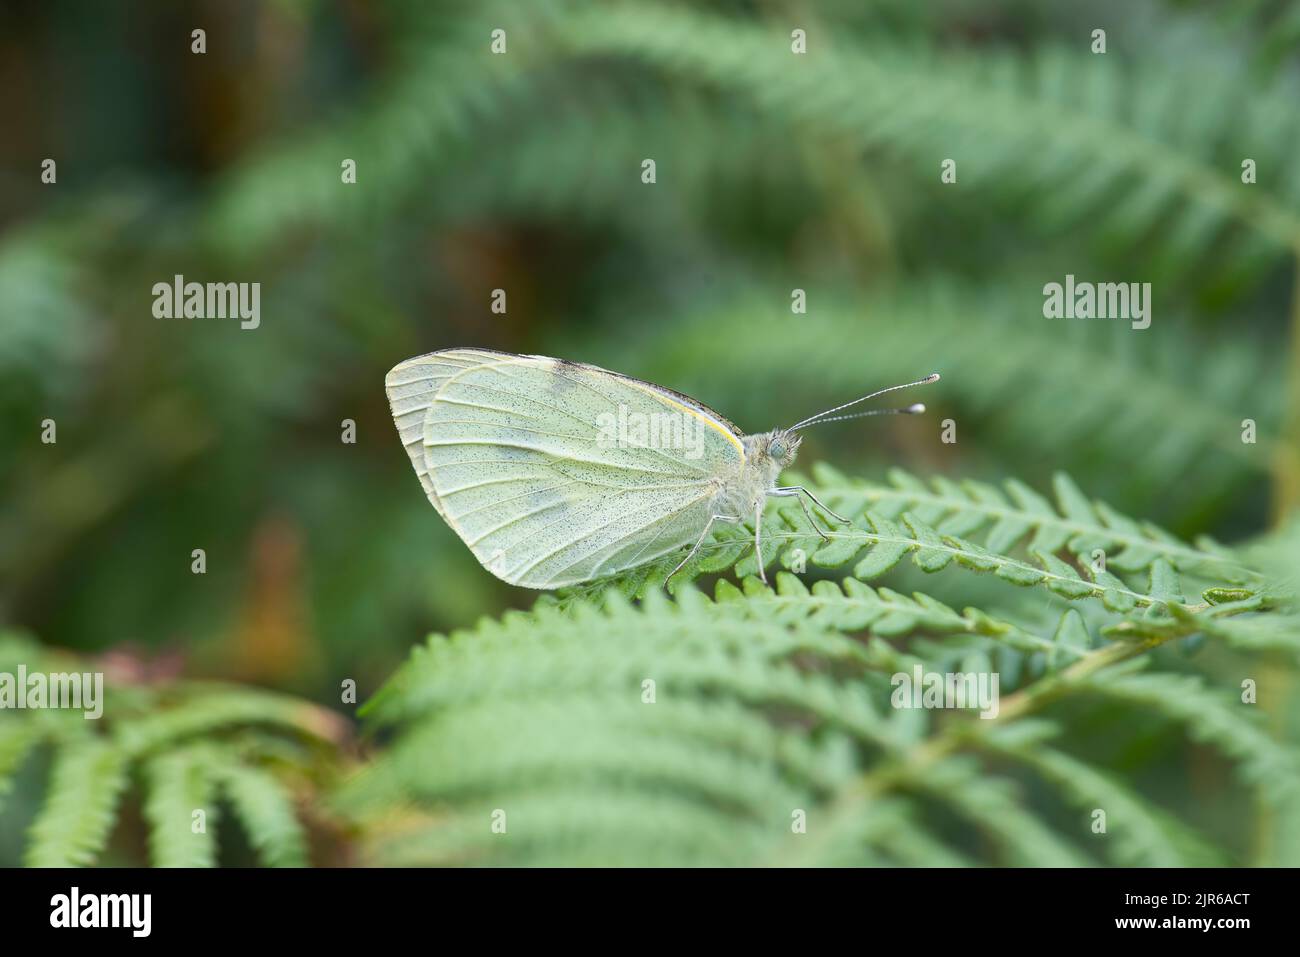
(726, 527, 1172, 608)
(772, 630, 1172, 866)
(845, 485, 1253, 577)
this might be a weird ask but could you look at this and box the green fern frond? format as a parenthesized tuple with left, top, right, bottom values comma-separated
(812, 465, 1258, 584)
(1099, 595, 1300, 662)
(215, 763, 310, 868)
(206, 0, 573, 252)
(113, 684, 347, 758)
(712, 573, 1067, 660)
(561, 469, 1260, 622)
(204, 1, 1300, 297)
(364, 593, 896, 752)
(348, 460, 1294, 867)
(855, 797, 974, 867)
(0, 634, 344, 867)
(978, 721, 1224, 866)
(915, 757, 1093, 867)
(1079, 671, 1300, 803)
(367, 787, 778, 868)
(558, 3, 1300, 274)
(24, 738, 129, 868)
(143, 748, 219, 868)
(381, 700, 813, 821)
(0, 719, 40, 813)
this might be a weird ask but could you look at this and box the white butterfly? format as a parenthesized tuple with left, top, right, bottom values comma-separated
(386, 348, 937, 589)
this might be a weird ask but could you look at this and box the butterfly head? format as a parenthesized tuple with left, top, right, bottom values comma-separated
(764, 430, 802, 469)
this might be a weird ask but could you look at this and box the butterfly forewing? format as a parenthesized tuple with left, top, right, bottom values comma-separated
(385, 349, 500, 517)
(386, 349, 745, 588)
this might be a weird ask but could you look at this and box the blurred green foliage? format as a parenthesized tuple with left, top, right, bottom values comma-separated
(1, 0, 1298, 865)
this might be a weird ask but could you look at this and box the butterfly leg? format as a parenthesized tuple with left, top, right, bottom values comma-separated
(772, 485, 850, 525)
(754, 500, 768, 585)
(768, 487, 830, 541)
(665, 513, 740, 590)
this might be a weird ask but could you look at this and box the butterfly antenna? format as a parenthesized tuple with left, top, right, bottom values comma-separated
(802, 404, 927, 426)
(788, 373, 940, 432)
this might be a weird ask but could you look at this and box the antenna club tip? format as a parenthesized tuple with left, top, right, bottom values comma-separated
(908, 403, 926, 414)
(925, 373, 941, 383)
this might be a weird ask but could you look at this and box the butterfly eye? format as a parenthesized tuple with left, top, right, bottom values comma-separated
(770, 440, 786, 459)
